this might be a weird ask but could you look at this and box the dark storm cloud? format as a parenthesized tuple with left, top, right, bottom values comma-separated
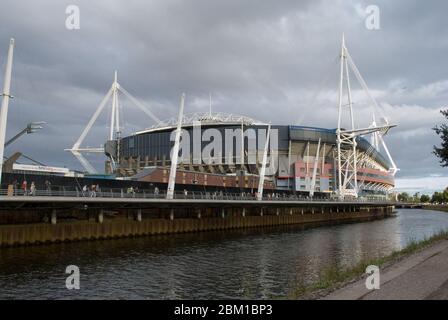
(0, 0, 447, 189)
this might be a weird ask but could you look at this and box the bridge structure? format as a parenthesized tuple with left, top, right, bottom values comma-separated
(0, 192, 395, 247)
(0, 189, 394, 221)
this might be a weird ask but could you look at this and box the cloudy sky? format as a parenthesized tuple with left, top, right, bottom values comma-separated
(0, 0, 447, 193)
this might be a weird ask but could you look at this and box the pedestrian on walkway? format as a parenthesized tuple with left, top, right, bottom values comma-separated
(30, 182, 36, 196)
(21, 180, 28, 196)
(45, 180, 52, 195)
(12, 179, 18, 196)
(90, 184, 96, 197)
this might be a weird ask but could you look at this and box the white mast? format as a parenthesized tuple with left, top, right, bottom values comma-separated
(336, 34, 345, 198)
(336, 34, 358, 198)
(66, 71, 162, 173)
(240, 120, 244, 167)
(370, 114, 380, 150)
(110, 71, 118, 140)
(0, 38, 15, 186)
(257, 124, 271, 201)
(166, 93, 186, 200)
(344, 35, 358, 195)
(310, 138, 321, 197)
(209, 93, 212, 118)
(336, 34, 397, 198)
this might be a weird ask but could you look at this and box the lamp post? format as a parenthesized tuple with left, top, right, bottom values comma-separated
(0, 39, 15, 187)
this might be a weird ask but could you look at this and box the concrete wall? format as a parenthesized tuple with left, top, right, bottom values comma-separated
(0, 206, 393, 247)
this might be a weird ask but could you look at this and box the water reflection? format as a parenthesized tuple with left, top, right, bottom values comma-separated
(0, 209, 448, 299)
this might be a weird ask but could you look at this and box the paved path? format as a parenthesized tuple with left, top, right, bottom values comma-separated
(0, 195, 390, 205)
(323, 239, 448, 300)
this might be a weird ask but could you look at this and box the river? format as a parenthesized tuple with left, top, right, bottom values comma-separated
(1, 209, 448, 299)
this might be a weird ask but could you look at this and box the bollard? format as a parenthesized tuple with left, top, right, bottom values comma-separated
(197, 209, 202, 219)
(170, 208, 174, 221)
(242, 208, 246, 218)
(276, 208, 280, 216)
(260, 208, 263, 216)
(289, 208, 293, 215)
(221, 208, 225, 219)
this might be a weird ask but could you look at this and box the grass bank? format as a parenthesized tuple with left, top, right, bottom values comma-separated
(288, 229, 448, 299)
(422, 205, 448, 213)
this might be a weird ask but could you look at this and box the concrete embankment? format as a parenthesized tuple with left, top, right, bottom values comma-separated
(322, 239, 448, 300)
(0, 202, 394, 247)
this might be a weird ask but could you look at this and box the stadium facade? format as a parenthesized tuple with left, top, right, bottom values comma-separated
(106, 112, 394, 198)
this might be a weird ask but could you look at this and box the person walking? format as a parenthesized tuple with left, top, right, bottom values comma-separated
(44, 180, 52, 195)
(12, 179, 18, 196)
(21, 180, 28, 196)
(30, 182, 36, 196)
(90, 184, 96, 198)
(82, 185, 88, 197)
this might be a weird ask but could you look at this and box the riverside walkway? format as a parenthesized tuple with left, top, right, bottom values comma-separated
(0, 190, 394, 247)
(323, 239, 448, 300)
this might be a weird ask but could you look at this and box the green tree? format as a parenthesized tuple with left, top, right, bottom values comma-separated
(433, 109, 448, 166)
(397, 192, 410, 202)
(420, 194, 430, 203)
(412, 192, 420, 203)
(431, 191, 445, 203)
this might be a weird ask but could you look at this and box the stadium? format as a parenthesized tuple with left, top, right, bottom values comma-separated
(59, 37, 397, 200)
(104, 111, 395, 199)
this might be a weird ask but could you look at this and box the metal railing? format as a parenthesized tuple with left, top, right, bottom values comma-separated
(0, 185, 390, 203)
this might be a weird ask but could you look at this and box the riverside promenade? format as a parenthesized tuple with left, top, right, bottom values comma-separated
(323, 239, 448, 300)
(0, 193, 394, 247)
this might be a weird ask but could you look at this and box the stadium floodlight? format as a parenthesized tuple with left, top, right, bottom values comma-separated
(26, 121, 45, 134)
(5, 121, 46, 147)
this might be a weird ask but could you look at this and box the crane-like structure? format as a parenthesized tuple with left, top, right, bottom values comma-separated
(336, 35, 397, 199)
(66, 71, 163, 173)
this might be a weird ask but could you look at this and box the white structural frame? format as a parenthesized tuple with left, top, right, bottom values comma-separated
(166, 93, 186, 200)
(66, 71, 162, 173)
(136, 112, 263, 135)
(0, 38, 15, 186)
(370, 115, 399, 176)
(257, 124, 271, 201)
(309, 138, 321, 197)
(336, 35, 396, 199)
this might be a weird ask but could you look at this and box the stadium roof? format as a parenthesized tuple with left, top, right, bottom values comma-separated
(135, 112, 266, 134)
